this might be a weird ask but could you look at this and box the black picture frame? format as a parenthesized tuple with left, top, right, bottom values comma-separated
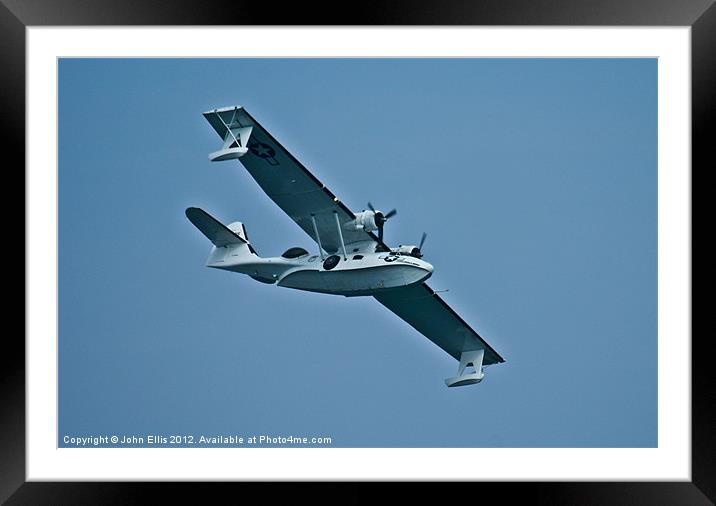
(5, 1, 710, 504)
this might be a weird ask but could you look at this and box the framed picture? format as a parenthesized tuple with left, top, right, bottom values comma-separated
(7, 0, 710, 503)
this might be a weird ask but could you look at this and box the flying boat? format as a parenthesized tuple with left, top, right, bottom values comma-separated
(187, 106, 505, 387)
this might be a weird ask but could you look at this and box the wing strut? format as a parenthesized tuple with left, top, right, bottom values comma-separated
(333, 211, 348, 260)
(310, 214, 325, 260)
(215, 107, 241, 148)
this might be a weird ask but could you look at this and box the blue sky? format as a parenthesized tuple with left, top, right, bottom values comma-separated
(58, 58, 657, 447)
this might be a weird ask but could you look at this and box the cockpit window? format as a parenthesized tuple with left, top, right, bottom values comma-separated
(281, 247, 309, 259)
(352, 255, 364, 260)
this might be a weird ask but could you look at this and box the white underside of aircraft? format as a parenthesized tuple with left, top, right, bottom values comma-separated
(187, 106, 505, 387)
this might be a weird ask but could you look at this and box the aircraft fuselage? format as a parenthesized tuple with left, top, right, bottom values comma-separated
(206, 246, 433, 297)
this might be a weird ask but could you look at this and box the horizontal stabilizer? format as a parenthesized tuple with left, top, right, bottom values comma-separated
(186, 207, 247, 247)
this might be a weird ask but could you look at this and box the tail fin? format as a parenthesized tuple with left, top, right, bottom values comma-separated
(185, 207, 256, 253)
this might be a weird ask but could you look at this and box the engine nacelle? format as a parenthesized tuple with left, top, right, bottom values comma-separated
(393, 245, 422, 258)
(349, 210, 379, 231)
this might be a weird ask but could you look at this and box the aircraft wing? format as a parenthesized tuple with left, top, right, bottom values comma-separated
(373, 283, 505, 365)
(203, 106, 388, 254)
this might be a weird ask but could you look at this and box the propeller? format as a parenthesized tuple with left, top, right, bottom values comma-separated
(419, 232, 427, 250)
(414, 232, 427, 258)
(367, 202, 397, 242)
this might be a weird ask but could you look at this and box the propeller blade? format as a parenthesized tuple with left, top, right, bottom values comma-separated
(367, 202, 396, 243)
(419, 232, 427, 250)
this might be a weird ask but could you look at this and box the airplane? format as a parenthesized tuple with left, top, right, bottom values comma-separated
(186, 106, 505, 387)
